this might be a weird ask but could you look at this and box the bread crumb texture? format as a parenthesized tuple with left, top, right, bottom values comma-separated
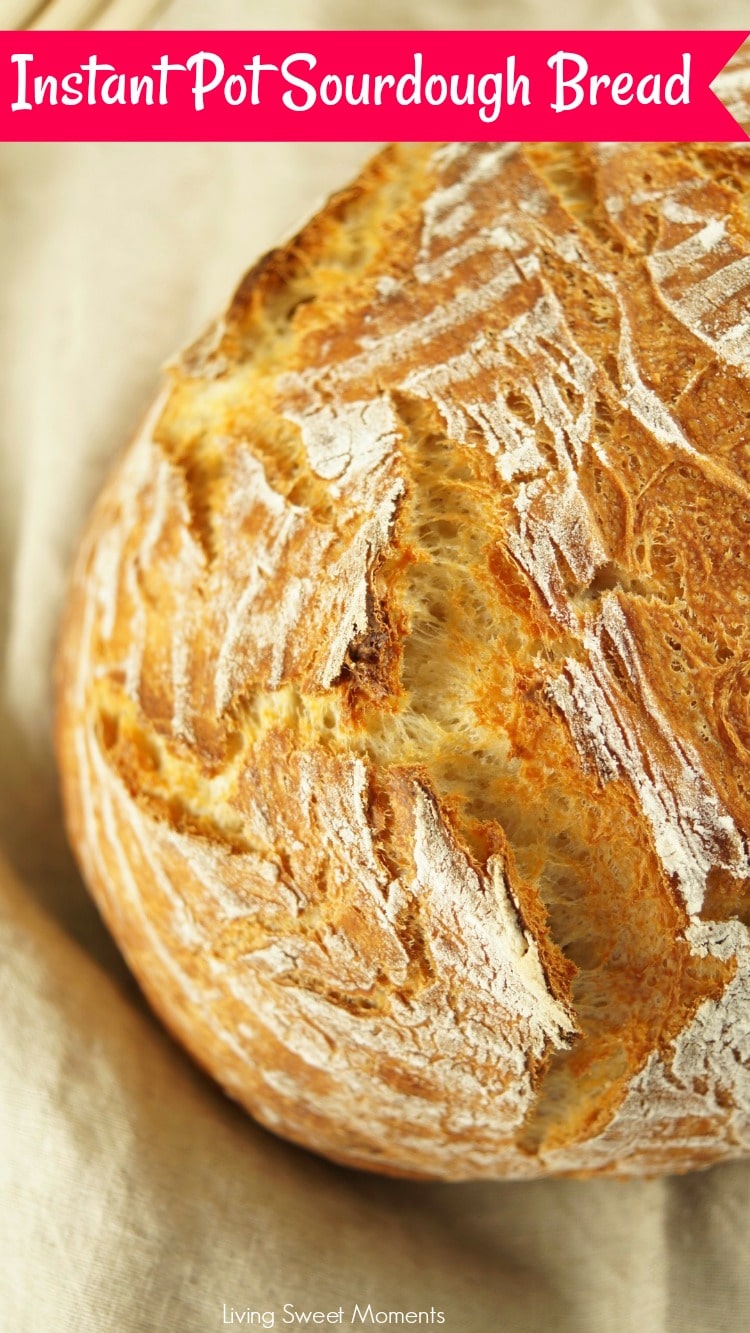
(57, 134, 750, 1179)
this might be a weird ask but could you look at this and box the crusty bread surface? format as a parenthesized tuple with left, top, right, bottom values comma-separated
(56, 132, 750, 1180)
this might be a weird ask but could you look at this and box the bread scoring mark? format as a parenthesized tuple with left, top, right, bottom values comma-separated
(215, 567, 309, 707)
(402, 333, 548, 482)
(163, 826, 298, 922)
(79, 711, 264, 1089)
(598, 149, 750, 375)
(553, 226, 750, 503)
(467, 203, 750, 919)
(89, 416, 163, 647)
(91, 521, 127, 645)
(83, 715, 311, 1099)
(77, 664, 574, 1173)
(648, 226, 750, 372)
(170, 531, 199, 744)
(88, 735, 215, 1017)
(543, 918, 750, 1174)
(401, 285, 607, 473)
(88, 404, 212, 744)
(286, 263, 522, 402)
(254, 388, 407, 694)
(283, 140, 748, 921)
(548, 597, 750, 917)
(71, 476, 576, 1175)
(211, 437, 404, 704)
(288, 193, 611, 638)
(137, 449, 172, 577)
(109, 445, 173, 703)
(318, 481, 404, 690)
(412, 787, 575, 1049)
(617, 303, 708, 454)
(510, 476, 607, 631)
(422, 286, 610, 631)
(212, 447, 317, 709)
(209, 764, 573, 1170)
(271, 151, 548, 694)
(414, 223, 525, 286)
(83, 395, 407, 724)
(122, 561, 147, 700)
(409, 144, 750, 1155)
(419, 142, 518, 259)
(295, 753, 412, 985)
(648, 217, 729, 279)
(680, 256, 750, 318)
(152, 478, 205, 736)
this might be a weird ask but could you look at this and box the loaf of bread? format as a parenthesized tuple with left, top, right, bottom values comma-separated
(56, 137, 750, 1179)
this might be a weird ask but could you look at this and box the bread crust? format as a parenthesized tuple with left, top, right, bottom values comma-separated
(56, 133, 750, 1179)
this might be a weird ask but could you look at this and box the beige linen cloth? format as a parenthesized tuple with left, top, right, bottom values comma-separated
(2, 3, 750, 1330)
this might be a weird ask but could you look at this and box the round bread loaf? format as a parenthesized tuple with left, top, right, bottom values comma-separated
(56, 139, 750, 1179)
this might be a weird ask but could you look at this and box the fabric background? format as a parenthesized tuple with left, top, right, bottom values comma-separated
(1, 3, 749, 1330)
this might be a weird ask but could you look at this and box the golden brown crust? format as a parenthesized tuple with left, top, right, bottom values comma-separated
(56, 133, 750, 1179)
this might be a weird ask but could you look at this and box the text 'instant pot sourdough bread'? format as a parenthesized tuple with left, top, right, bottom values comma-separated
(57, 139, 750, 1179)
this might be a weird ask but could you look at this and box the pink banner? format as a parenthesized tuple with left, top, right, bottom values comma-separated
(0, 30, 746, 142)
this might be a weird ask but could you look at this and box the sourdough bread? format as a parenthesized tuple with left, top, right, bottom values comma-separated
(57, 137, 750, 1178)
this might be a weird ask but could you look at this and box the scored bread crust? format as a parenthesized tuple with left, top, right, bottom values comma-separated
(56, 134, 750, 1180)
